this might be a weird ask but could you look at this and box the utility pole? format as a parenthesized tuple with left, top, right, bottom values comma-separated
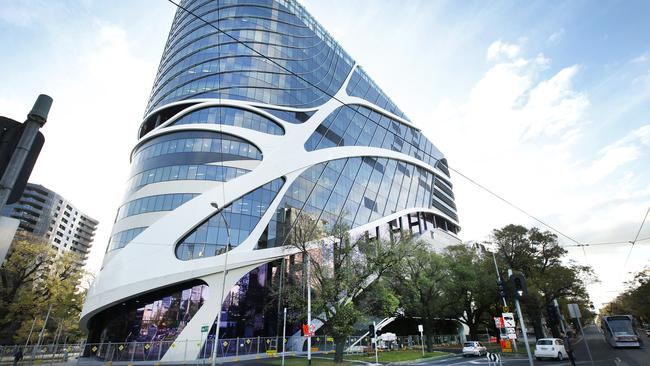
(25, 317, 37, 347)
(492, 251, 517, 352)
(282, 307, 287, 366)
(210, 203, 232, 366)
(373, 321, 378, 365)
(0, 94, 51, 211)
(306, 251, 312, 365)
(33, 304, 53, 361)
(508, 270, 533, 366)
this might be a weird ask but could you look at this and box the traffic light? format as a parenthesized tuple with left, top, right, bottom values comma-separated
(508, 272, 528, 299)
(0, 117, 45, 204)
(497, 280, 507, 298)
(368, 324, 375, 336)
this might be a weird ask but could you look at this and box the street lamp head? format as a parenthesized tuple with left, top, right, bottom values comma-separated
(28, 94, 53, 126)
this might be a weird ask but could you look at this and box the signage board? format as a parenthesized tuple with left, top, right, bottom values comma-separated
(417, 324, 423, 333)
(494, 317, 504, 329)
(302, 324, 312, 337)
(502, 313, 515, 328)
(567, 303, 581, 319)
(500, 339, 512, 353)
(201, 325, 209, 333)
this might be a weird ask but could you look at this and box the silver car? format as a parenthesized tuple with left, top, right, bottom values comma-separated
(462, 341, 487, 357)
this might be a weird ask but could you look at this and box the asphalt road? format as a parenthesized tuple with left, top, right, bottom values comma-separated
(409, 324, 649, 366)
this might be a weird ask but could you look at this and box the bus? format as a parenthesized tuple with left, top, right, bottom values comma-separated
(600, 315, 641, 348)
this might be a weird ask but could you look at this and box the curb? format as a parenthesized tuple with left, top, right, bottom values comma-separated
(384, 352, 456, 365)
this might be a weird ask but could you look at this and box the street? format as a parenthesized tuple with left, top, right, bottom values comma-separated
(409, 325, 649, 366)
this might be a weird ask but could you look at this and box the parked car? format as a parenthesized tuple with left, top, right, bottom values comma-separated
(462, 341, 487, 357)
(534, 338, 569, 361)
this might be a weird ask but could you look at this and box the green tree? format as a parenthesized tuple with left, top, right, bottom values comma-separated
(488, 225, 596, 338)
(310, 229, 415, 363)
(601, 267, 650, 324)
(443, 244, 500, 341)
(0, 231, 87, 344)
(390, 246, 453, 351)
(282, 213, 418, 363)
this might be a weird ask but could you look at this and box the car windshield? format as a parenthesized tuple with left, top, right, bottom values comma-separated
(463, 342, 475, 347)
(537, 340, 553, 345)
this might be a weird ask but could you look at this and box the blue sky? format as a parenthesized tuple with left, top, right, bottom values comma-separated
(1, 0, 649, 308)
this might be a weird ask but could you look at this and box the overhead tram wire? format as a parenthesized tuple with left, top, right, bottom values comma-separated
(564, 236, 650, 248)
(163, 0, 595, 254)
(623, 206, 650, 267)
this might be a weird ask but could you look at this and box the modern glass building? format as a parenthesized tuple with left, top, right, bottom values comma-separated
(81, 0, 460, 361)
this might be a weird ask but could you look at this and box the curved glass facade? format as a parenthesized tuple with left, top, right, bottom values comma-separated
(346, 67, 409, 121)
(305, 105, 449, 179)
(116, 193, 199, 221)
(176, 177, 284, 260)
(107, 227, 147, 252)
(257, 156, 458, 250)
(145, 0, 354, 115)
(88, 0, 460, 357)
(87, 281, 208, 356)
(172, 106, 285, 135)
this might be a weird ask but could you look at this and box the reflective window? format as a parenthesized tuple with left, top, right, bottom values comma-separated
(172, 106, 284, 135)
(107, 227, 147, 252)
(115, 193, 199, 221)
(257, 157, 456, 250)
(305, 104, 452, 182)
(133, 131, 262, 165)
(126, 165, 250, 194)
(145, 1, 355, 114)
(87, 281, 208, 351)
(176, 178, 284, 260)
(346, 67, 409, 120)
(258, 107, 314, 124)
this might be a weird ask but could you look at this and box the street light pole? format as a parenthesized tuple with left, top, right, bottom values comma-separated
(306, 251, 312, 366)
(282, 307, 287, 366)
(210, 203, 232, 366)
(0, 94, 51, 211)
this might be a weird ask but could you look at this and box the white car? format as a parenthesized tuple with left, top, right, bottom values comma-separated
(462, 341, 487, 357)
(534, 338, 569, 361)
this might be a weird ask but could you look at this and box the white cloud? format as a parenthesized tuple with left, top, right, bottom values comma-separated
(424, 40, 650, 310)
(547, 28, 565, 43)
(486, 40, 521, 61)
(581, 124, 650, 184)
(630, 52, 649, 64)
(24, 21, 158, 274)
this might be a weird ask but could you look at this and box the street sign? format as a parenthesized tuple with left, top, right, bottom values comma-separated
(567, 303, 581, 319)
(303, 324, 312, 337)
(494, 316, 504, 329)
(506, 327, 517, 339)
(417, 324, 423, 333)
(487, 352, 501, 361)
(499, 339, 512, 353)
(201, 325, 209, 332)
(502, 306, 509, 313)
(502, 313, 515, 328)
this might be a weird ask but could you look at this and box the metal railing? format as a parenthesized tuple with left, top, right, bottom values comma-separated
(0, 334, 462, 365)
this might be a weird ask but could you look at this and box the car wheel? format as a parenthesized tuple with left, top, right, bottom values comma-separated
(557, 352, 564, 361)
